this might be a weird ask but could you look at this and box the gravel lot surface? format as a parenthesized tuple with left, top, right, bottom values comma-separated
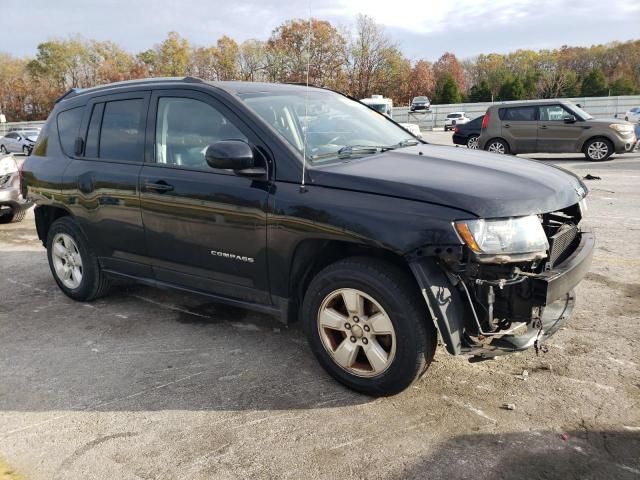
(1, 141, 639, 479)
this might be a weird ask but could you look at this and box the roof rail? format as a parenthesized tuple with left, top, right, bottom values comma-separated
(55, 88, 83, 103)
(183, 76, 205, 83)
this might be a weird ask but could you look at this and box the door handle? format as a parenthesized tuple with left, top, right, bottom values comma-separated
(143, 180, 174, 193)
(540, 125, 548, 130)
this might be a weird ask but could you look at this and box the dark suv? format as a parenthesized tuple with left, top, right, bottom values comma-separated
(22, 78, 595, 396)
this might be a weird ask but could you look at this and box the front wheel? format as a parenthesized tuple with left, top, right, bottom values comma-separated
(0, 145, 7, 154)
(46, 217, 110, 301)
(466, 135, 479, 149)
(22, 146, 30, 156)
(584, 138, 612, 161)
(486, 138, 509, 154)
(302, 257, 436, 396)
(0, 208, 26, 224)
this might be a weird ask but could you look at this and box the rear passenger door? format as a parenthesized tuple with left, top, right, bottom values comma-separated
(139, 89, 270, 304)
(62, 91, 152, 277)
(500, 106, 538, 153)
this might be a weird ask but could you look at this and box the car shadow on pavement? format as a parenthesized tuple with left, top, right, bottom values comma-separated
(0, 251, 372, 413)
(393, 429, 640, 480)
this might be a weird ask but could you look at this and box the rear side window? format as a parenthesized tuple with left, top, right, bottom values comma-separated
(500, 107, 536, 121)
(57, 106, 84, 156)
(99, 99, 145, 162)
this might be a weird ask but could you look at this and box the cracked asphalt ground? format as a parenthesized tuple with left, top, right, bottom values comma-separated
(1, 139, 639, 479)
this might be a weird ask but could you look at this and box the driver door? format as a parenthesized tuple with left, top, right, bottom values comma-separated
(537, 104, 584, 153)
(139, 89, 271, 304)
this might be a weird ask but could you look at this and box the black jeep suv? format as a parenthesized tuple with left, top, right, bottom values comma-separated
(22, 78, 594, 396)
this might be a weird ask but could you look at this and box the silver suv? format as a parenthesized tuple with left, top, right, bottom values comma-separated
(478, 101, 637, 161)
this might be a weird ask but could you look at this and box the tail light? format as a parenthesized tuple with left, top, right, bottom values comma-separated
(454, 127, 459, 133)
(481, 112, 489, 130)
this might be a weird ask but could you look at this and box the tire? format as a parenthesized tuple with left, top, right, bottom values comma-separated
(584, 138, 613, 161)
(22, 146, 30, 156)
(485, 138, 509, 154)
(0, 208, 26, 224)
(301, 257, 437, 396)
(0, 145, 6, 154)
(46, 216, 110, 301)
(466, 135, 479, 149)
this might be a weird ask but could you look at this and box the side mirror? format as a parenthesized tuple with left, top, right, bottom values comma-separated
(205, 140, 255, 171)
(564, 115, 577, 123)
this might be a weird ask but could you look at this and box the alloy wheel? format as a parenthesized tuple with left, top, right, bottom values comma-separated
(467, 136, 479, 149)
(488, 141, 506, 154)
(587, 141, 609, 160)
(51, 233, 83, 289)
(317, 288, 396, 378)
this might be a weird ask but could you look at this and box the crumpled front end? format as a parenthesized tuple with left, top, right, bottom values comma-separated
(409, 201, 595, 358)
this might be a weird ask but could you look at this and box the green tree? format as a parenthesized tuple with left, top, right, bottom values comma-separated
(435, 74, 461, 104)
(581, 68, 607, 97)
(609, 77, 636, 96)
(498, 77, 525, 100)
(468, 80, 492, 102)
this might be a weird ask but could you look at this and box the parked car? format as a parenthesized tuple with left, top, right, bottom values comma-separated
(452, 115, 483, 149)
(616, 107, 640, 123)
(0, 129, 40, 155)
(22, 78, 594, 396)
(443, 112, 470, 131)
(0, 154, 31, 223)
(478, 101, 637, 161)
(410, 96, 431, 112)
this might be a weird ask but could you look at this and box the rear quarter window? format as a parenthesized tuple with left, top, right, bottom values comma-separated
(57, 106, 84, 156)
(32, 121, 51, 157)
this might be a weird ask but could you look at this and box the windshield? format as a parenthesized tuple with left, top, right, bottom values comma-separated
(413, 97, 428, 102)
(570, 104, 593, 120)
(240, 89, 416, 164)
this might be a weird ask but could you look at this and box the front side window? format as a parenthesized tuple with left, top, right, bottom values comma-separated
(240, 89, 416, 164)
(57, 106, 84, 156)
(99, 99, 145, 162)
(155, 97, 247, 170)
(539, 105, 573, 121)
(502, 107, 536, 121)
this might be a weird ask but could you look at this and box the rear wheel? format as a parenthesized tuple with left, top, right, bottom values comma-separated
(466, 135, 479, 149)
(584, 138, 612, 161)
(486, 138, 509, 154)
(302, 257, 436, 396)
(46, 217, 110, 301)
(0, 145, 7, 154)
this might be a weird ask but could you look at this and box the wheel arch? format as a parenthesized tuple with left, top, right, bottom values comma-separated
(287, 239, 419, 323)
(34, 205, 73, 246)
(579, 135, 614, 153)
(484, 136, 512, 153)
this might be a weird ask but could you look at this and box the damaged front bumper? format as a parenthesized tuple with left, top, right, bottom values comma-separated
(410, 229, 595, 358)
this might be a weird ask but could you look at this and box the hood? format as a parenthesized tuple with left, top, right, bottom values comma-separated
(26, 135, 38, 142)
(309, 144, 586, 218)
(586, 117, 631, 126)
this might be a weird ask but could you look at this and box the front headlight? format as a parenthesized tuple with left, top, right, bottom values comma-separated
(455, 215, 549, 257)
(610, 123, 634, 134)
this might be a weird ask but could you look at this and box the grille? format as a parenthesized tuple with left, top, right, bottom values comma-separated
(548, 223, 578, 266)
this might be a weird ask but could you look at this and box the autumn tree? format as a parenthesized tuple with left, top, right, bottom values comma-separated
(238, 40, 267, 81)
(346, 15, 397, 99)
(268, 18, 346, 88)
(433, 52, 465, 93)
(406, 60, 435, 101)
(156, 32, 190, 76)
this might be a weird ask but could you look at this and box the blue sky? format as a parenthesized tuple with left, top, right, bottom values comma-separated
(4, 0, 639, 61)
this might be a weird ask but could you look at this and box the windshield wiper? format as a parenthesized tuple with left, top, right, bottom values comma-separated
(309, 139, 419, 162)
(394, 138, 420, 148)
